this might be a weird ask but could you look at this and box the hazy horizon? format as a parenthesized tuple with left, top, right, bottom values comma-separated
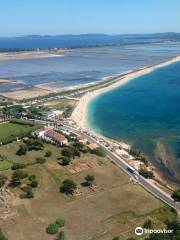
(1, 0, 180, 37)
(0, 32, 180, 38)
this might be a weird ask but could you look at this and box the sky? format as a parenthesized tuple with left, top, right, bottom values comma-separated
(0, 0, 180, 36)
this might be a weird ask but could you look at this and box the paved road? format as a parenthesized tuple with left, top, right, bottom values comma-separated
(62, 125, 180, 212)
(33, 119, 180, 211)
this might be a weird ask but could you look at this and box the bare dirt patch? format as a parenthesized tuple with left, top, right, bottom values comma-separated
(0, 184, 19, 220)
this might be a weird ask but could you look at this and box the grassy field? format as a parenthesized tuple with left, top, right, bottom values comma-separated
(0, 142, 61, 164)
(0, 142, 177, 240)
(40, 98, 76, 110)
(0, 121, 41, 143)
(0, 160, 12, 171)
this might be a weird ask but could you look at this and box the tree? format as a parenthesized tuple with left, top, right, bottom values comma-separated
(63, 105, 74, 118)
(141, 157, 149, 167)
(146, 220, 180, 240)
(61, 147, 73, 158)
(46, 223, 59, 235)
(143, 219, 153, 229)
(139, 168, 154, 179)
(0, 174, 7, 188)
(129, 148, 141, 159)
(73, 141, 86, 154)
(16, 144, 28, 156)
(11, 163, 26, 170)
(91, 147, 106, 157)
(28, 174, 38, 188)
(45, 150, 52, 157)
(73, 141, 84, 150)
(146, 233, 170, 240)
(60, 156, 71, 166)
(56, 218, 65, 227)
(21, 185, 34, 198)
(30, 180, 39, 188)
(80, 146, 89, 153)
(28, 174, 36, 181)
(0, 228, 8, 240)
(72, 147, 80, 158)
(25, 138, 44, 151)
(167, 220, 180, 235)
(171, 189, 180, 202)
(112, 237, 120, 240)
(60, 179, 77, 195)
(11, 170, 28, 186)
(85, 175, 95, 186)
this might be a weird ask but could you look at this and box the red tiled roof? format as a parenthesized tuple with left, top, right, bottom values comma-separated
(77, 135, 85, 140)
(88, 143, 98, 150)
(45, 130, 66, 143)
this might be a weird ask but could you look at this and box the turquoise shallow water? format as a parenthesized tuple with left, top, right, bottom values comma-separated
(88, 61, 180, 182)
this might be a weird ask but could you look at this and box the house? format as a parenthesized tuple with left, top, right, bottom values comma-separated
(52, 110, 64, 117)
(52, 110, 64, 121)
(77, 135, 88, 144)
(45, 129, 68, 146)
(33, 128, 48, 138)
(88, 143, 98, 150)
(41, 110, 64, 121)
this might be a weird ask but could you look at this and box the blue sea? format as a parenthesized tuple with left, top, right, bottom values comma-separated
(0, 37, 180, 183)
(88, 61, 180, 183)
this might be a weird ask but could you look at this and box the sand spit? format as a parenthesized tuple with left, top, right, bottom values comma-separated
(0, 79, 25, 84)
(71, 55, 180, 189)
(1, 55, 180, 102)
(0, 49, 66, 61)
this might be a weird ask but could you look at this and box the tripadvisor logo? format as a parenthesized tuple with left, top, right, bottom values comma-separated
(135, 227, 144, 236)
(135, 227, 173, 236)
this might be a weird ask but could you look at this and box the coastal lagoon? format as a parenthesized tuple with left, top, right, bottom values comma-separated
(1, 40, 180, 182)
(88, 61, 180, 183)
(1, 43, 180, 93)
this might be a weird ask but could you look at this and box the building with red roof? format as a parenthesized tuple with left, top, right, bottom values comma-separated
(45, 129, 68, 146)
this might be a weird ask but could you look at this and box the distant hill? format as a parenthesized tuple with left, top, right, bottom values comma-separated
(0, 33, 180, 52)
(17, 32, 180, 40)
(16, 34, 110, 38)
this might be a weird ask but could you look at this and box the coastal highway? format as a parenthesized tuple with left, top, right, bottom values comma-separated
(62, 124, 180, 212)
(33, 118, 180, 211)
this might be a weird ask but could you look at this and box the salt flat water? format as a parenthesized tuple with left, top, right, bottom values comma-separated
(88, 61, 180, 182)
(1, 43, 180, 92)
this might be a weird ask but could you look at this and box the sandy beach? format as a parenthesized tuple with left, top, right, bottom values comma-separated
(71, 55, 180, 132)
(71, 55, 180, 188)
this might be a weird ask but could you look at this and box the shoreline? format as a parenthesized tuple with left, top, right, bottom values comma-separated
(71, 55, 180, 132)
(71, 55, 180, 188)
